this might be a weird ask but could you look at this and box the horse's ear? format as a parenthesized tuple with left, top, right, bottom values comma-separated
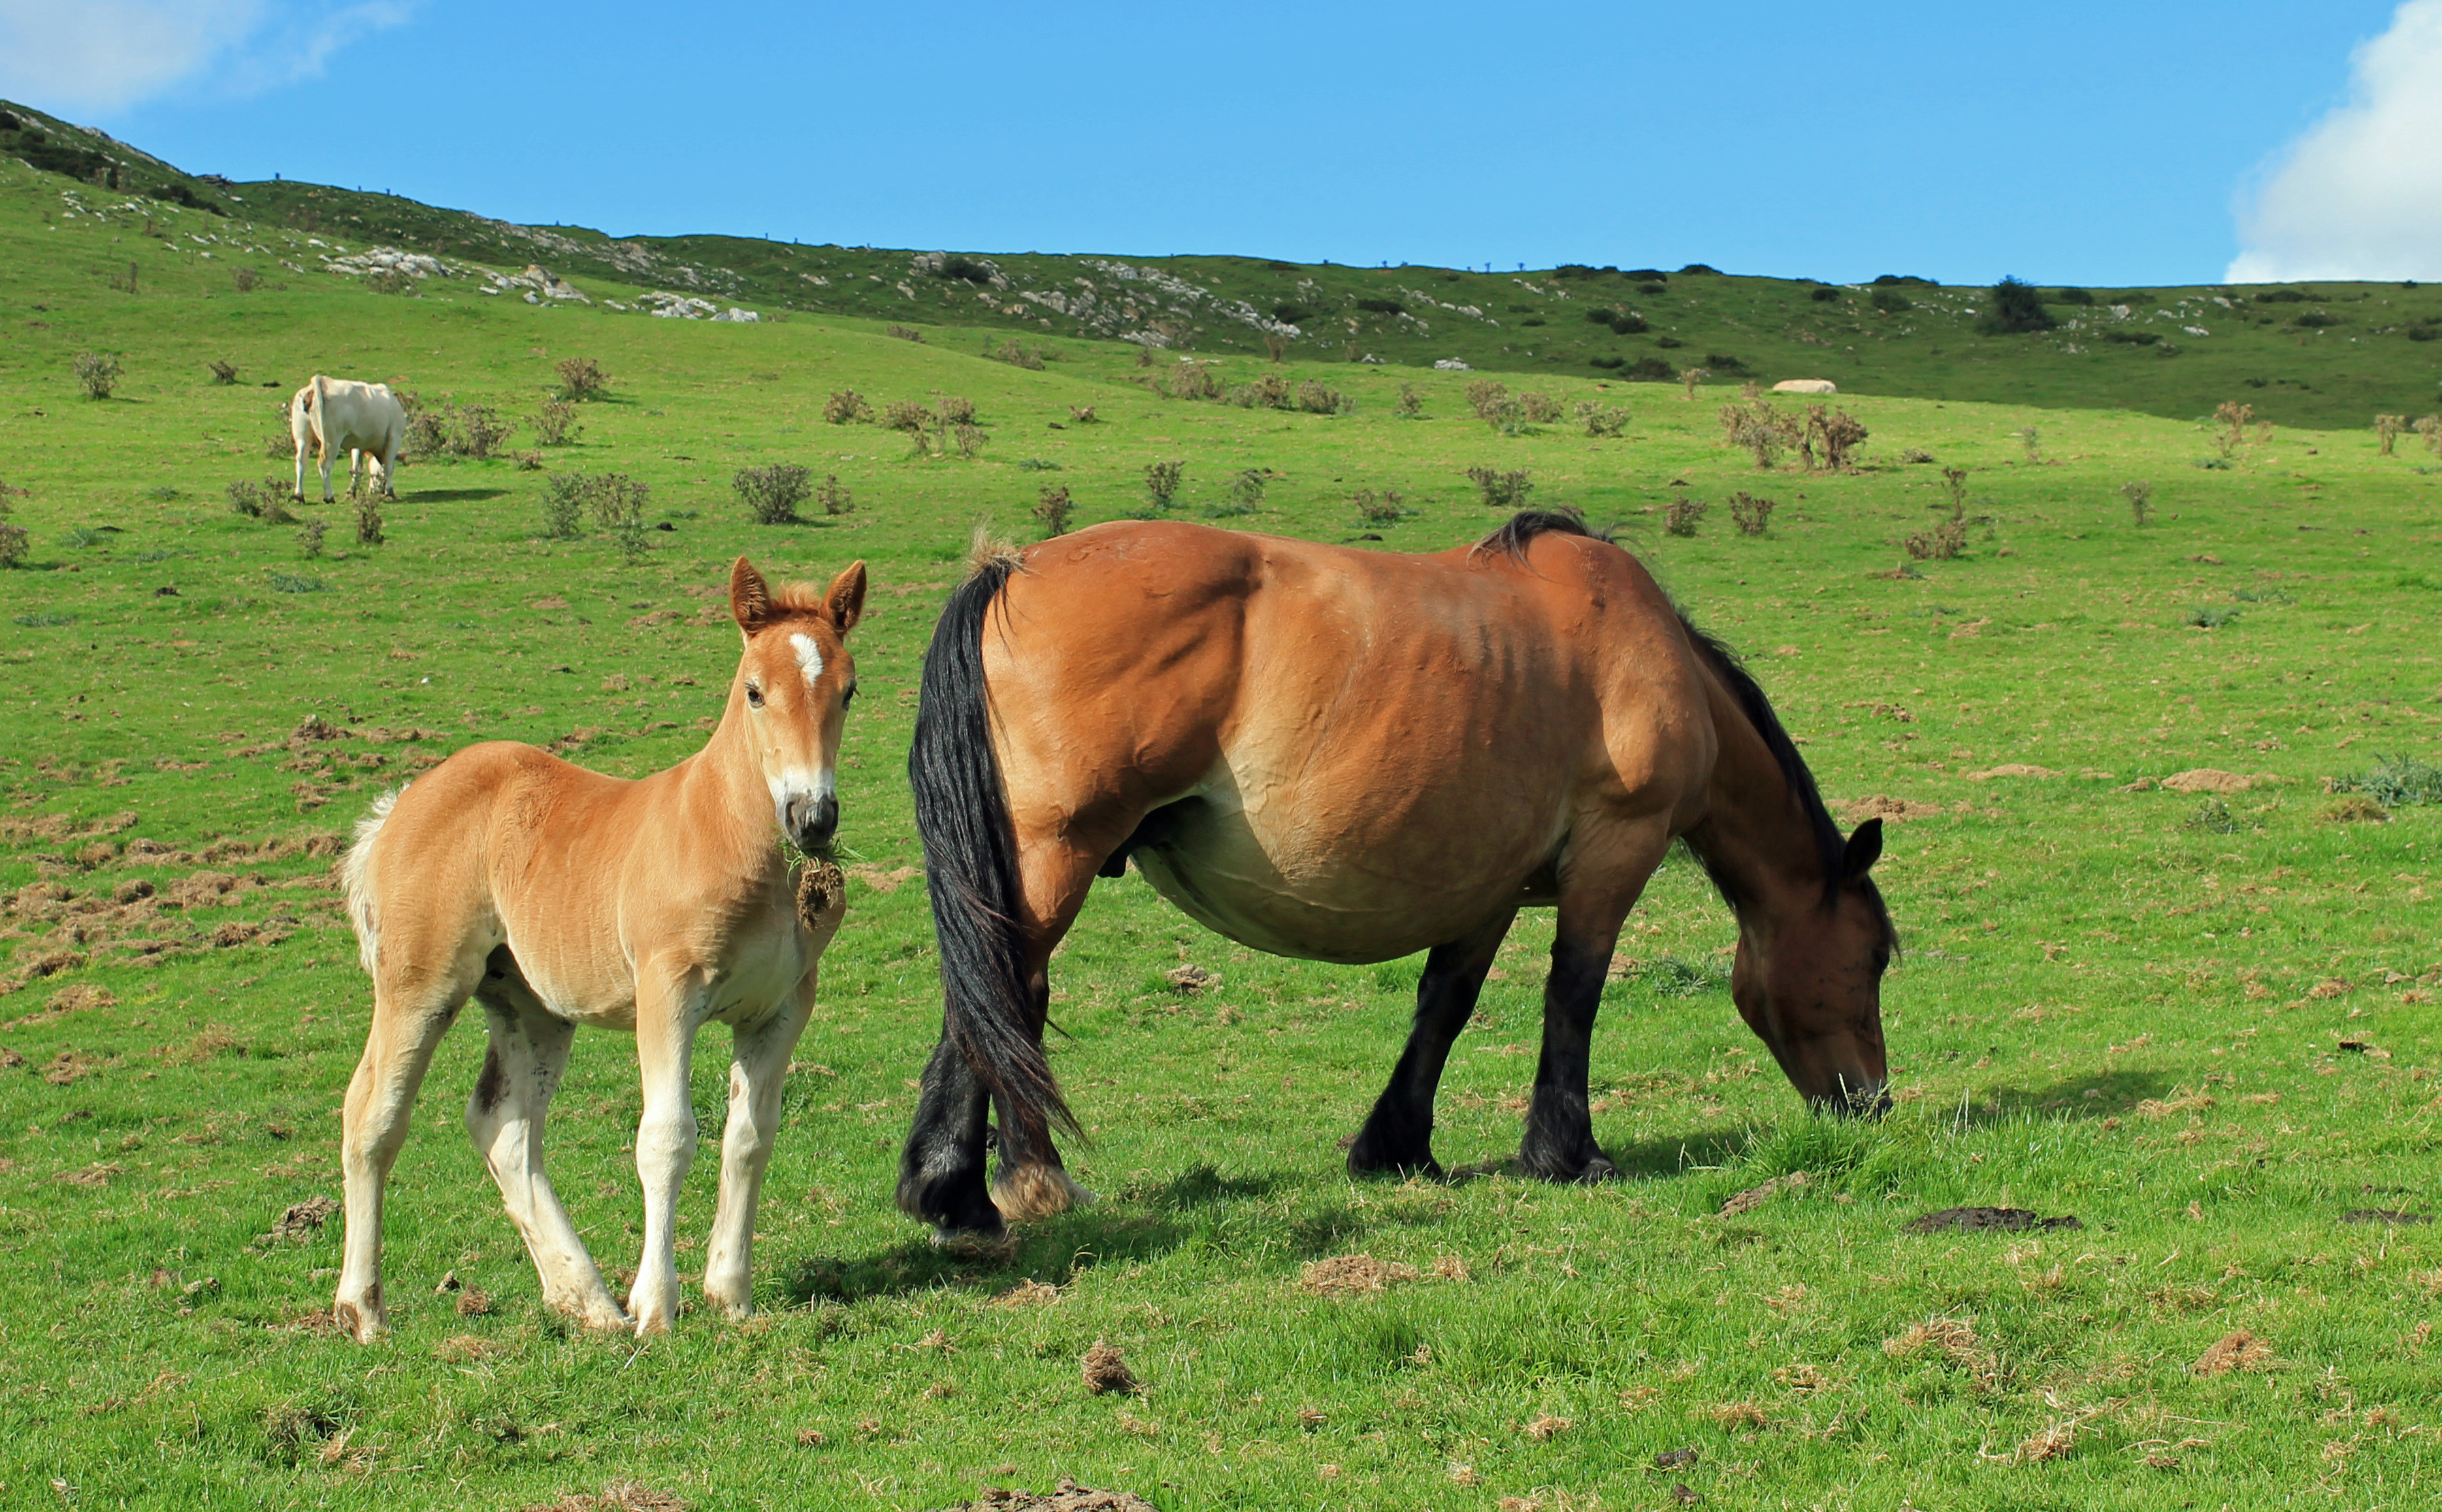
(826, 560, 867, 634)
(1842, 818, 1884, 880)
(730, 556, 772, 634)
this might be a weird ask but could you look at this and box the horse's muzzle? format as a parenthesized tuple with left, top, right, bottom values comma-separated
(1810, 1074, 1891, 1119)
(785, 792, 838, 854)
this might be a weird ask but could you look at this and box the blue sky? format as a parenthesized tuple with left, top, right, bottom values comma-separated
(5, 0, 2438, 285)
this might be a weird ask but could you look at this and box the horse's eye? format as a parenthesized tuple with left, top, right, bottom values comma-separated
(746, 684, 765, 709)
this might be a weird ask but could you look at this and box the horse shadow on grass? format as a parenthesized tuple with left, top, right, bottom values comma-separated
(1943, 1069, 2178, 1126)
(410, 487, 511, 503)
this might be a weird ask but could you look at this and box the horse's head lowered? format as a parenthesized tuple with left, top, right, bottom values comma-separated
(728, 555, 866, 854)
(1729, 818, 1895, 1116)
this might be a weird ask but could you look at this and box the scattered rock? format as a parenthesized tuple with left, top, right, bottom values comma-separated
(1081, 1340, 1136, 1395)
(1903, 1206, 2081, 1234)
(1718, 1170, 1808, 1216)
(262, 1195, 341, 1244)
(1165, 963, 1216, 994)
(2191, 1328, 2272, 1377)
(1298, 1254, 1418, 1295)
(930, 1479, 1157, 1512)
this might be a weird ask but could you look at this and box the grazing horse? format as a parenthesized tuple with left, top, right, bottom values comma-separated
(898, 514, 1895, 1241)
(334, 556, 866, 1340)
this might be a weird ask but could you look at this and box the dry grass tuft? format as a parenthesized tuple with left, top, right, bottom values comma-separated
(434, 1334, 495, 1362)
(519, 1481, 686, 1512)
(2019, 1421, 2078, 1461)
(1704, 1400, 1770, 1430)
(2135, 1092, 2215, 1119)
(1081, 1339, 1137, 1394)
(1883, 1317, 1999, 1389)
(1718, 1170, 1806, 1215)
(1523, 1413, 1571, 1440)
(994, 1279, 1061, 1307)
(2192, 1329, 2273, 1377)
(1298, 1254, 1420, 1296)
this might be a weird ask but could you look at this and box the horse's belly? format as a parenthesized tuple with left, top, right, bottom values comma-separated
(1129, 794, 1550, 965)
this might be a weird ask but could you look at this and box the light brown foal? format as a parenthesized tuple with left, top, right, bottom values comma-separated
(334, 556, 864, 1341)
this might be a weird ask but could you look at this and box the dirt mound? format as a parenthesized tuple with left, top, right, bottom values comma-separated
(1966, 764, 2057, 780)
(934, 1480, 1157, 1512)
(2192, 1328, 2272, 1376)
(1080, 1340, 1136, 1394)
(1831, 795, 1949, 822)
(1902, 1206, 2081, 1234)
(2162, 769, 2272, 794)
(1298, 1253, 1418, 1295)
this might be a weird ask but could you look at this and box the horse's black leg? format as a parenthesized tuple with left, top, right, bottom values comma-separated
(1519, 933, 1621, 1182)
(1348, 909, 1518, 1178)
(896, 1034, 1002, 1241)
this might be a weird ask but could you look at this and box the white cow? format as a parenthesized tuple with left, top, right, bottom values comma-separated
(1771, 379, 1839, 396)
(291, 375, 408, 503)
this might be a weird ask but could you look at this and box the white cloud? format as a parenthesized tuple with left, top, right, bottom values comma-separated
(0, 0, 414, 113)
(2228, 0, 2442, 283)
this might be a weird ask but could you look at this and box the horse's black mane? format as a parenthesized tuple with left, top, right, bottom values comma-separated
(1473, 510, 1894, 936)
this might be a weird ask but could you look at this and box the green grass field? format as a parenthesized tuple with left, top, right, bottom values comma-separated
(4, 144, 2442, 1511)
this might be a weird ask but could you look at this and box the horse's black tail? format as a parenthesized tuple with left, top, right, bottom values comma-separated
(909, 558, 1077, 1140)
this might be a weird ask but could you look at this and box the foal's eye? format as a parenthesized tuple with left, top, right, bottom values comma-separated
(842, 679, 858, 709)
(745, 684, 765, 709)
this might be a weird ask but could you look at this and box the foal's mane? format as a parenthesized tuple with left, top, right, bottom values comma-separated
(766, 580, 842, 619)
(1470, 510, 1893, 933)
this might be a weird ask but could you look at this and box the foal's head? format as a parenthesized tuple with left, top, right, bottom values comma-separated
(727, 556, 866, 854)
(1728, 818, 1896, 1117)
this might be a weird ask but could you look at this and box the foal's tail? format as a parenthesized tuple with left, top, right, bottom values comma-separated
(341, 785, 403, 976)
(910, 556, 1077, 1139)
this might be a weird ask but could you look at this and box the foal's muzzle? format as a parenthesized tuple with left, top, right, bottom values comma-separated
(785, 792, 838, 854)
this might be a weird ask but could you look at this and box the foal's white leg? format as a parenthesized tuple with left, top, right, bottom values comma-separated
(629, 966, 706, 1334)
(465, 997, 629, 1332)
(335, 991, 462, 1342)
(703, 984, 817, 1318)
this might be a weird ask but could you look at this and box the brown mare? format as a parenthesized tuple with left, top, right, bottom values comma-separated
(899, 514, 1895, 1240)
(334, 558, 866, 1340)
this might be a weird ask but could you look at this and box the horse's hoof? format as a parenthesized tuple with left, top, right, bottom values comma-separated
(1520, 1147, 1618, 1185)
(990, 1163, 1091, 1222)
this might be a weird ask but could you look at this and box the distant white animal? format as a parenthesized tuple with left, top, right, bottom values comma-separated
(291, 375, 408, 503)
(1771, 379, 1838, 396)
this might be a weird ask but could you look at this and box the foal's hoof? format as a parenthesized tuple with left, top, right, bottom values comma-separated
(333, 1298, 387, 1345)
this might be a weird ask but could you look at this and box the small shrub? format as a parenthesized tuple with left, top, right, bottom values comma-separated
(1033, 485, 1073, 538)
(1465, 466, 1532, 509)
(554, 357, 609, 401)
(584, 474, 649, 559)
(354, 492, 383, 547)
(2104, 329, 2161, 346)
(297, 519, 327, 558)
(990, 339, 1045, 370)
(735, 464, 813, 524)
(1465, 380, 1510, 421)
(1870, 288, 1912, 314)
(1719, 397, 1801, 470)
(1228, 470, 1267, 507)
(1069, 404, 1098, 424)
(2017, 425, 2043, 463)
(1352, 489, 1407, 526)
(1145, 460, 1184, 509)
(2121, 479, 2153, 526)
(540, 474, 585, 539)
(1235, 373, 1292, 410)
(1575, 402, 1629, 438)
(2193, 455, 2232, 470)
(883, 399, 932, 453)
(1727, 492, 1774, 536)
(450, 405, 511, 459)
(885, 324, 924, 343)
(1018, 458, 1062, 472)
(269, 571, 326, 594)
(823, 389, 873, 425)
(937, 394, 978, 426)
(1356, 297, 1405, 316)
(952, 422, 988, 458)
(207, 359, 238, 385)
(1297, 381, 1346, 415)
(2213, 400, 2256, 459)
(1679, 366, 1710, 400)
(74, 351, 122, 400)
(1978, 276, 2055, 335)
(532, 401, 579, 445)
(816, 474, 853, 515)
(1621, 357, 1673, 382)
(1810, 286, 1841, 302)
(1904, 519, 1965, 561)
(1900, 447, 1934, 464)
(1703, 353, 1747, 374)
(1263, 331, 1290, 363)
(1395, 385, 1424, 420)
(1801, 406, 1868, 470)
(2375, 414, 2404, 455)
(227, 479, 265, 518)
(2184, 796, 2245, 833)
(400, 395, 449, 460)
(1518, 392, 1563, 425)
(2416, 415, 2442, 455)
(1166, 363, 1221, 401)
(2328, 754, 2442, 808)
(231, 266, 261, 293)
(2294, 310, 2339, 329)
(0, 522, 27, 568)
(1664, 498, 1708, 537)
(2184, 605, 2239, 629)
(2053, 287, 2095, 306)
(1588, 355, 1624, 371)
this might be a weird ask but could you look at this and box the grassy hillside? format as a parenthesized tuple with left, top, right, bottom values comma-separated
(7, 96, 2441, 428)
(3, 130, 2442, 1511)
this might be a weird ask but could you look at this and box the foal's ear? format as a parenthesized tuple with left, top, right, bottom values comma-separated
(1842, 818, 1884, 880)
(730, 556, 773, 634)
(825, 559, 867, 634)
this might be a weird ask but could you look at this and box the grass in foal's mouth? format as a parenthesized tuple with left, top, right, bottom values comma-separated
(2, 161, 2442, 1509)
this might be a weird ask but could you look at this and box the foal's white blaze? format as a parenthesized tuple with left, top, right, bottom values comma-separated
(789, 632, 824, 688)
